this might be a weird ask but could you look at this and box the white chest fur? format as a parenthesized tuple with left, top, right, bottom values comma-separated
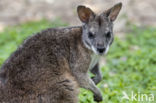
(88, 54, 100, 70)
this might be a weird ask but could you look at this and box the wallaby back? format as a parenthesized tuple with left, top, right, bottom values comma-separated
(0, 26, 89, 103)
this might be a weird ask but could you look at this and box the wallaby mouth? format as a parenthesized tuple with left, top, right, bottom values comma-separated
(97, 48, 105, 54)
(91, 46, 109, 55)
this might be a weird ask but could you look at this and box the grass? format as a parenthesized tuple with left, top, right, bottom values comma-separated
(0, 19, 67, 65)
(0, 20, 155, 103)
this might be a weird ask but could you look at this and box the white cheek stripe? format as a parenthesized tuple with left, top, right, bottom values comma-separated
(82, 37, 91, 50)
(91, 46, 98, 54)
(84, 42, 91, 50)
(104, 46, 109, 54)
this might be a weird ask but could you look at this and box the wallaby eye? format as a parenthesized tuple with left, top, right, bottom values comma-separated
(106, 31, 111, 38)
(88, 32, 95, 39)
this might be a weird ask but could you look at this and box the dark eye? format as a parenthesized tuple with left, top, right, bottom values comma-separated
(88, 32, 95, 39)
(106, 31, 111, 38)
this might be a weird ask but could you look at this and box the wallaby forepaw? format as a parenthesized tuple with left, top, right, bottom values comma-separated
(91, 77, 100, 85)
(91, 77, 97, 84)
(93, 94, 103, 102)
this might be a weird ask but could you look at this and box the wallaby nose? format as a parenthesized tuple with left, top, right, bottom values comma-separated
(97, 47, 106, 54)
(97, 41, 104, 47)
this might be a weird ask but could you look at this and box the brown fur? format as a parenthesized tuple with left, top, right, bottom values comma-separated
(0, 27, 90, 103)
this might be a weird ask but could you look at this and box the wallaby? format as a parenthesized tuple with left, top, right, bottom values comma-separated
(0, 2, 122, 103)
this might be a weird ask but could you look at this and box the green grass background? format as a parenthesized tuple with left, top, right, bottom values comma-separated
(0, 20, 155, 103)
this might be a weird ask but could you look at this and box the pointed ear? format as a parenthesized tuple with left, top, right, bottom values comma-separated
(77, 5, 95, 23)
(104, 2, 122, 22)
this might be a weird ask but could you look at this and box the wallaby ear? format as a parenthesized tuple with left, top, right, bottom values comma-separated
(104, 2, 122, 22)
(77, 5, 95, 23)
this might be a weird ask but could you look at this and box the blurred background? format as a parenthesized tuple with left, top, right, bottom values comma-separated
(1, 0, 156, 32)
(0, 0, 156, 103)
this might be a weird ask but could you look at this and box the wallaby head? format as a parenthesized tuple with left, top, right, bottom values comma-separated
(77, 3, 122, 55)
